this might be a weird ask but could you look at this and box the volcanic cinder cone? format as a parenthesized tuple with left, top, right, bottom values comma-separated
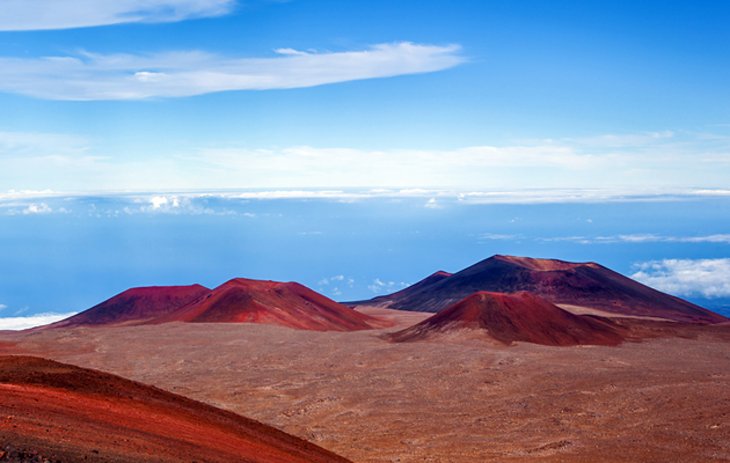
(361, 255, 726, 324)
(389, 291, 625, 346)
(154, 278, 389, 331)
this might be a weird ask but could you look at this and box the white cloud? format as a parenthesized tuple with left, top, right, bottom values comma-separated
(479, 233, 521, 241)
(22, 202, 53, 214)
(632, 259, 730, 298)
(150, 195, 179, 210)
(0, 190, 57, 201)
(692, 189, 730, 197)
(0, 0, 235, 31)
(3, 126, 730, 196)
(183, 128, 730, 192)
(317, 274, 355, 298)
(0, 304, 7, 311)
(122, 194, 236, 215)
(563, 130, 676, 149)
(424, 197, 442, 209)
(0, 312, 77, 331)
(543, 233, 730, 244)
(368, 278, 407, 294)
(0, 42, 464, 100)
(274, 48, 310, 56)
(0, 130, 89, 156)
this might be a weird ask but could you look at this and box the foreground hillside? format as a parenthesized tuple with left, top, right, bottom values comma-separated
(0, 356, 349, 463)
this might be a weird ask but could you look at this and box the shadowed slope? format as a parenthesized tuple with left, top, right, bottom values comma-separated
(389, 291, 624, 346)
(0, 356, 350, 463)
(365, 255, 726, 324)
(48, 285, 210, 328)
(155, 278, 388, 331)
(347, 270, 452, 306)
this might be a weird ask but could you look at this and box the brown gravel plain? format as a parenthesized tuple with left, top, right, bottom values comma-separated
(1, 307, 729, 463)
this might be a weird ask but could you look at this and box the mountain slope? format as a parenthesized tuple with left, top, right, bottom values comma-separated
(362, 255, 726, 324)
(353, 270, 452, 306)
(49, 285, 211, 328)
(154, 278, 388, 331)
(389, 291, 624, 346)
(0, 356, 350, 463)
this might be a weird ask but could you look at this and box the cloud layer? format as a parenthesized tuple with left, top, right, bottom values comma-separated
(0, 0, 234, 31)
(632, 259, 730, 298)
(0, 43, 463, 100)
(0, 312, 77, 330)
(1, 128, 729, 194)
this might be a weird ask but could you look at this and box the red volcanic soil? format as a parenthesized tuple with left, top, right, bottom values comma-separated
(48, 285, 210, 328)
(0, 356, 349, 463)
(365, 255, 726, 324)
(154, 278, 388, 331)
(389, 291, 624, 346)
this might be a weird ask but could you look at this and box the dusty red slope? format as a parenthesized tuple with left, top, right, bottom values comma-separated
(155, 278, 388, 331)
(389, 291, 624, 346)
(363, 255, 726, 324)
(48, 285, 210, 328)
(0, 356, 350, 463)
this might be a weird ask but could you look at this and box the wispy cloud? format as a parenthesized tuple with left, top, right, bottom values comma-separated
(543, 233, 730, 245)
(2, 127, 729, 193)
(184, 129, 730, 192)
(21, 203, 53, 215)
(368, 278, 407, 294)
(479, 232, 523, 241)
(0, 42, 464, 100)
(0, 0, 235, 31)
(317, 274, 355, 297)
(632, 259, 730, 298)
(0, 130, 89, 156)
(0, 312, 77, 331)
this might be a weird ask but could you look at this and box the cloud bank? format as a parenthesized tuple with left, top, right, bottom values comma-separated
(2, 129, 729, 195)
(0, 0, 235, 31)
(0, 43, 464, 100)
(0, 312, 77, 331)
(632, 259, 730, 298)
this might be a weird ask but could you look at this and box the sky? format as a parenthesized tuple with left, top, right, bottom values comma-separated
(0, 1, 729, 328)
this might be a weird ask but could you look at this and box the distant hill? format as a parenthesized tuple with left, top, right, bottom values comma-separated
(355, 255, 727, 324)
(153, 278, 389, 331)
(49, 278, 388, 332)
(0, 355, 350, 463)
(388, 291, 624, 346)
(48, 285, 210, 328)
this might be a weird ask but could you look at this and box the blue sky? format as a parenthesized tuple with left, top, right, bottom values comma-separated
(0, 1, 729, 327)
(0, 0, 729, 191)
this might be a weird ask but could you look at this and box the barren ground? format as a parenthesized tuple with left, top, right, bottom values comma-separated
(1, 307, 729, 463)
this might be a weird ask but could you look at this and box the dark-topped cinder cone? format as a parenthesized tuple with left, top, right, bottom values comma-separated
(48, 284, 210, 328)
(361, 255, 726, 324)
(154, 278, 389, 331)
(389, 291, 625, 346)
(356, 270, 453, 307)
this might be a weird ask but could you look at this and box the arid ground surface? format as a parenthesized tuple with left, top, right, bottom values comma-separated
(1, 308, 729, 462)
